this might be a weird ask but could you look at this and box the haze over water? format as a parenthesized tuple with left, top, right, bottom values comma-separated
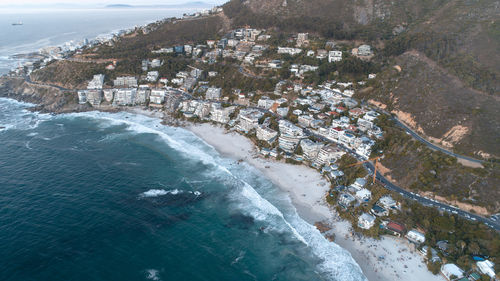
(0, 7, 199, 74)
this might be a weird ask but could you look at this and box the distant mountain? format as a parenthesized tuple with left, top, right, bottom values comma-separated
(105, 2, 212, 9)
(105, 4, 133, 8)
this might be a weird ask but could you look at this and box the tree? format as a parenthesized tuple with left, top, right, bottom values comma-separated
(295, 144, 303, 155)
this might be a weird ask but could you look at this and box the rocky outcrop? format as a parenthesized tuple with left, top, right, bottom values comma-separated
(0, 77, 89, 114)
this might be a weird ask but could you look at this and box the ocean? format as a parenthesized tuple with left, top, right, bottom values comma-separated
(0, 98, 366, 280)
(0, 7, 205, 74)
(0, 6, 366, 281)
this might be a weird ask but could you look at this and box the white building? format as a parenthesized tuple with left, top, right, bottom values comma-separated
(278, 120, 304, 152)
(238, 109, 264, 133)
(86, 90, 102, 106)
(378, 195, 397, 209)
(314, 144, 345, 166)
(296, 33, 308, 46)
(277, 47, 302, 56)
(355, 188, 372, 202)
(298, 115, 314, 127)
(87, 74, 105, 90)
(149, 89, 166, 104)
(357, 44, 372, 56)
(275, 107, 288, 117)
(352, 178, 367, 190)
(114, 76, 137, 88)
(256, 125, 278, 143)
(477, 260, 496, 278)
(338, 193, 355, 207)
(406, 229, 426, 244)
(151, 59, 163, 68)
(146, 71, 159, 82)
(103, 89, 115, 102)
(257, 97, 275, 110)
(77, 90, 87, 104)
(300, 139, 323, 160)
(278, 134, 302, 153)
(279, 120, 303, 136)
(210, 104, 235, 124)
(136, 88, 150, 105)
(205, 87, 222, 100)
(358, 213, 376, 229)
(328, 51, 342, 63)
(268, 60, 282, 68)
(114, 88, 137, 106)
(440, 264, 464, 281)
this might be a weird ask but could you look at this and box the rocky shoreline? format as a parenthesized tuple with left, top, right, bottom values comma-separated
(0, 76, 117, 114)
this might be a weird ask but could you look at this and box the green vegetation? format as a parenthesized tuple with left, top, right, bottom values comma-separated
(383, 31, 498, 94)
(373, 114, 500, 212)
(336, 154, 368, 186)
(206, 63, 276, 95)
(93, 16, 223, 59)
(31, 61, 106, 88)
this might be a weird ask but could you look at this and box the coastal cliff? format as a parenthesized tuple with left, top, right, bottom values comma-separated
(0, 76, 88, 113)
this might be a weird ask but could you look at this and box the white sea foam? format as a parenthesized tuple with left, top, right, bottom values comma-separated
(60, 110, 367, 281)
(140, 189, 172, 198)
(231, 250, 246, 265)
(145, 269, 160, 281)
(0, 98, 51, 132)
(140, 188, 201, 198)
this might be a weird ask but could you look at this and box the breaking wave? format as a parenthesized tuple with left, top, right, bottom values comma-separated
(57, 110, 367, 281)
(140, 188, 201, 198)
(0, 98, 50, 131)
(144, 269, 161, 281)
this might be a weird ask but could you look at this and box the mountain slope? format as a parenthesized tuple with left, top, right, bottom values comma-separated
(222, 0, 499, 158)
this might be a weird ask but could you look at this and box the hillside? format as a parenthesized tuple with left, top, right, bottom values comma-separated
(358, 51, 500, 159)
(221, 0, 499, 158)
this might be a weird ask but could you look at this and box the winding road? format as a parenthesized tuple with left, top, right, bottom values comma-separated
(173, 87, 500, 231)
(304, 128, 500, 231)
(391, 117, 485, 164)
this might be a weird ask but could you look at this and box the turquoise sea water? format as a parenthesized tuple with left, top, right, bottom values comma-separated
(0, 98, 366, 281)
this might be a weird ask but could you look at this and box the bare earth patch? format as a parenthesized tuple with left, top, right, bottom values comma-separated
(420, 191, 490, 216)
(368, 99, 387, 110)
(391, 110, 425, 135)
(457, 158, 484, 168)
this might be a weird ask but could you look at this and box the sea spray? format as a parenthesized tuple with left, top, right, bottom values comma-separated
(62, 110, 367, 281)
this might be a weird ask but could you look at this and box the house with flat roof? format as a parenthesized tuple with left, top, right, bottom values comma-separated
(355, 188, 372, 202)
(406, 229, 426, 244)
(358, 213, 376, 229)
(338, 193, 355, 208)
(370, 204, 388, 217)
(441, 263, 464, 281)
(476, 260, 496, 278)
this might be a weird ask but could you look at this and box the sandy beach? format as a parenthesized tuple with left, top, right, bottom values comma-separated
(187, 123, 445, 281)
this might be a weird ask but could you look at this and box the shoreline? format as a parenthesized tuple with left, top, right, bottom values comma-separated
(187, 122, 445, 281)
(0, 97, 446, 281)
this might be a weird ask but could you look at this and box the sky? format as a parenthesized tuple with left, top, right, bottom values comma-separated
(0, 0, 227, 7)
